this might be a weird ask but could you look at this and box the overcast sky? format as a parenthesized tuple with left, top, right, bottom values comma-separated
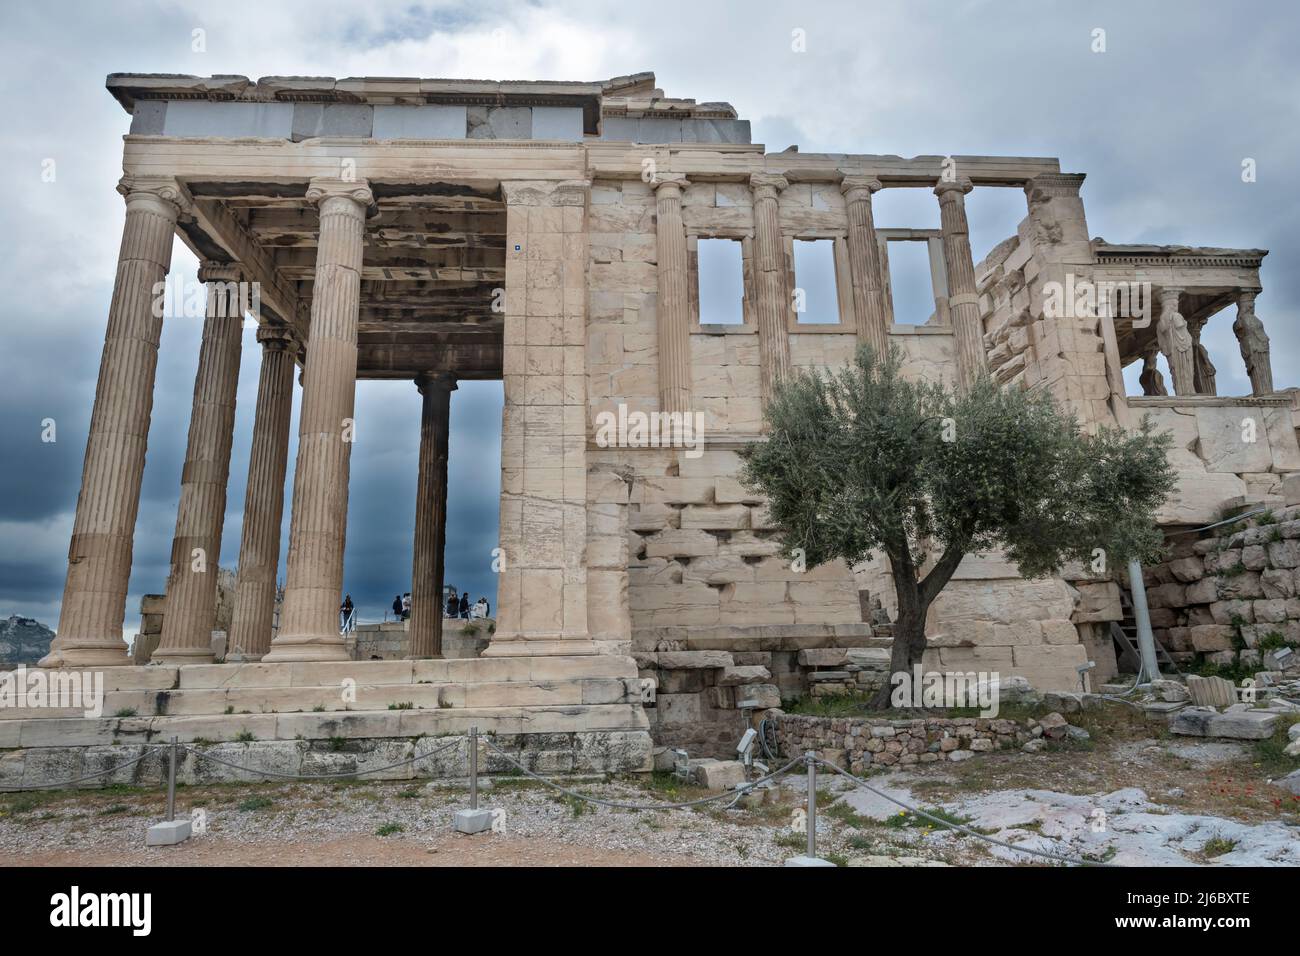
(0, 0, 1295, 639)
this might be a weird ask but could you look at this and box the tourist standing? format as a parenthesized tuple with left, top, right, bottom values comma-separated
(459, 593, 470, 619)
(391, 594, 402, 621)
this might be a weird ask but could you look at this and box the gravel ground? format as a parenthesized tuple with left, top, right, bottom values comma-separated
(2, 732, 1294, 867)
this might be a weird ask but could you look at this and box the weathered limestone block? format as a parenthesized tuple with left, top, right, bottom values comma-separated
(656, 650, 733, 669)
(1189, 625, 1236, 652)
(1185, 674, 1237, 708)
(1170, 706, 1277, 739)
(718, 665, 771, 685)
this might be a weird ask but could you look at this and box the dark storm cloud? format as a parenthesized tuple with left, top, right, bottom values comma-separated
(0, 0, 1295, 636)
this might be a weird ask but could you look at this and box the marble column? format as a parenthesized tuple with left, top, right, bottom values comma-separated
(1156, 286, 1196, 396)
(653, 175, 691, 414)
(226, 325, 298, 661)
(409, 372, 455, 660)
(42, 176, 187, 668)
(1233, 290, 1273, 396)
(263, 179, 372, 663)
(840, 175, 889, 358)
(750, 173, 792, 404)
(934, 177, 986, 390)
(153, 262, 246, 663)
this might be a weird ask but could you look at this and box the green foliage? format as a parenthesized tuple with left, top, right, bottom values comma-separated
(375, 822, 404, 837)
(741, 346, 1176, 581)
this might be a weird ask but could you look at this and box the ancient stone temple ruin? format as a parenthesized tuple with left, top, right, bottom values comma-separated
(7, 71, 1298, 781)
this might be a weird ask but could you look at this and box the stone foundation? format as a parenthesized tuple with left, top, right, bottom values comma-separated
(1146, 503, 1300, 670)
(773, 711, 1074, 774)
(0, 657, 653, 790)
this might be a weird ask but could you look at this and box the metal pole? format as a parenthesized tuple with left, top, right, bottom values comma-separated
(805, 751, 816, 859)
(1127, 558, 1160, 683)
(166, 736, 178, 822)
(469, 725, 479, 811)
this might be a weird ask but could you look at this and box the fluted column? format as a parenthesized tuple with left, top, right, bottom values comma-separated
(1156, 286, 1196, 396)
(1233, 290, 1274, 396)
(42, 176, 187, 668)
(153, 262, 247, 663)
(840, 175, 888, 357)
(935, 177, 986, 391)
(653, 175, 691, 414)
(226, 325, 298, 661)
(263, 179, 372, 663)
(409, 372, 455, 659)
(751, 173, 792, 404)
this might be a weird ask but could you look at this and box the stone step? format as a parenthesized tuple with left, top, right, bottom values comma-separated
(0, 701, 652, 749)
(0, 655, 638, 697)
(1, 674, 640, 722)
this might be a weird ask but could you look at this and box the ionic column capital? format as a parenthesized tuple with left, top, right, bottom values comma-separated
(256, 323, 299, 352)
(749, 172, 789, 200)
(934, 176, 974, 199)
(306, 177, 376, 217)
(651, 174, 689, 196)
(839, 174, 884, 199)
(116, 174, 191, 217)
(197, 259, 245, 284)
(415, 371, 458, 395)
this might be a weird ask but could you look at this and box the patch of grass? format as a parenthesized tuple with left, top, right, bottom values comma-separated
(375, 822, 404, 837)
(224, 706, 234, 715)
(784, 693, 877, 718)
(327, 737, 348, 752)
(823, 801, 877, 829)
(553, 794, 587, 818)
(1256, 631, 1288, 653)
(112, 708, 137, 718)
(237, 796, 274, 812)
(311, 705, 326, 713)
(387, 702, 415, 710)
(96, 803, 131, 816)
(1253, 715, 1300, 774)
(773, 831, 804, 849)
(234, 730, 256, 743)
(883, 806, 987, 834)
(823, 851, 850, 866)
(1202, 836, 1237, 859)
(396, 788, 421, 799)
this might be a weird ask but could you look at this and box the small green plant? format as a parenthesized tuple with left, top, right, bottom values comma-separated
(328, 736, 348, 752)
(397, 788, 421, 799)
(234, 730, 256, 743)
(311, 704, 326, 712)
(1202, 836, 1237, 859)
(1257, 631, 1288, 653)
(375, 822, 404, 837)
(388, 702, 414, 710)
(113, 708, 137, 718)
(237, 796, 273, 812)
(224, 706, 234, 715)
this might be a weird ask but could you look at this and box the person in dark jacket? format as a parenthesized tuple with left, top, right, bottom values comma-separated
(459, 593, 471, 619)
(391, 594, 402, 620)
(445, 590, 458, 618)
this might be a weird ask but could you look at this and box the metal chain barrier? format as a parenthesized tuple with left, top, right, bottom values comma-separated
(178, 736, 463, 781)
(481, 735, 806, 811)
(0, 749, 157, 792)
(813, 756, 1115, 867)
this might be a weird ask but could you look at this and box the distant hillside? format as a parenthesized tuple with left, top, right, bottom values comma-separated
(0, 615, 54, 665)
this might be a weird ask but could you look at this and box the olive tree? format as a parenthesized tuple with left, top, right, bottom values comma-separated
(740, 346, 1176, 709)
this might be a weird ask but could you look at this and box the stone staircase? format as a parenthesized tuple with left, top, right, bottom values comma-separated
(0, 657, 653, 787)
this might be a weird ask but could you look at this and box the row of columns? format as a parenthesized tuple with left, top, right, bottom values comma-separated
(649, 171, 987, 411)
(1148, 288, 1273, 398)
(44, 176, 459, 668)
